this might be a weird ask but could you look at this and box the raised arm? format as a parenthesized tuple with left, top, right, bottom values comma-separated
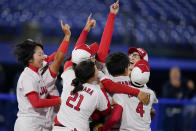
(97, 0, 119, 63)
(75, 13, 96, 47)
(49, 21, 71, 76)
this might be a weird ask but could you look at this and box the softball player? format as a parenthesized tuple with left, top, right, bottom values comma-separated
(100, 52, 158, 131)
(53, 60, 110, 131)
(13, 22, 71, 131)
(62, 0, 149, 104)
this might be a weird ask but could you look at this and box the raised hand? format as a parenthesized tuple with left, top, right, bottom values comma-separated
(84, 13, 96, 32)
(110, 0, 119, 14)
(60, 20, 71, 41)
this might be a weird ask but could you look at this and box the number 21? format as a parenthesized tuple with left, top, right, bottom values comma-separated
(66, 92, 84, 111)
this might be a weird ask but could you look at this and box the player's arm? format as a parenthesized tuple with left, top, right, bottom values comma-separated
(101, 103, 123, 131)
(47, 94, 59, 99)
(103, 79, 150, 105)
(151, 107, 156, 120)
(26, 92, 61, 108)
(75, 13, 96, 47)
(44, 52, 56, 64)
(99, 83, 111, 116)
(63, 59, 73, 71)
(96, 0, 119, 63)
(49, 21, 71, 76)
(63, 14, 96, 71)
(98, 71, 150, 105)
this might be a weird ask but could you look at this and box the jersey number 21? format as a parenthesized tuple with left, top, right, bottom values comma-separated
(66, 92, 84, 111)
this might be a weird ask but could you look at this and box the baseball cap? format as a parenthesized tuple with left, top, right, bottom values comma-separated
(131, 60, 150, 87)
(72, 42, 99, 64)
(128, 47, 148, 61)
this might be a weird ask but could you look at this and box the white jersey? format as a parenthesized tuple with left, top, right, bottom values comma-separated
(112, 76, 158, 131)
(16, 67, 55, 119)
(58, 69, 108, 131)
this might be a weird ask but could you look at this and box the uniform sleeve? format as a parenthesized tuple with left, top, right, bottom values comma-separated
(102, 104, 123, 131)
(113, 94, 125, 107)
(26, 92, 60, 108)
(101, 79, 140, 96)
(44, 52, 56, 64)
(42, 68, 56, 88)
(97, 13, 116, 63)
(63, 60, 73, 71)
(21, 75, 38, 95)
(96, 87, 109, 112)
(75, 30, 88, 47)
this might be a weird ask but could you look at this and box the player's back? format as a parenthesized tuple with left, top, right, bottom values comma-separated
(112, 76, 158, 131)
(58, 69, 108, 131)
(114, 86, 158, 131)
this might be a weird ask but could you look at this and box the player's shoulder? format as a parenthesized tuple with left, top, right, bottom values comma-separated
(61, 69, 75, 79)
(21, 67, 39, 79)
(141, 85, 154, 94)
(84, 83, 101, 91)
(141, 85, 158, 104)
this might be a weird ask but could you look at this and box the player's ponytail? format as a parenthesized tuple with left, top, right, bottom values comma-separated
(72, 78, 85, 94)
(72, 60, 95, 94)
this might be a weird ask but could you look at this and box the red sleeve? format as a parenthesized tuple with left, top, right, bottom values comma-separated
(26, 92, 60, 108)
(100, 88, 111, 116)
(102, 104, 123, 131)
(47, 94, 59, 99)
(75, 30, 88, 48)
(44, 52, 56, 63)
(101, 79, 140, 96)
(91, 110, 101, 121)
(97, 13, 116, 63)
(58, 40, 69, 53)
(91, 88, 111, 121)
(63, 60, 73, 71)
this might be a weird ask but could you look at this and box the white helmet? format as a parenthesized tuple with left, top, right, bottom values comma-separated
(131, 60, 150, 87)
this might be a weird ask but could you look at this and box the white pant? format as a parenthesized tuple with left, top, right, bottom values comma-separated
(14, 116, 52, 131)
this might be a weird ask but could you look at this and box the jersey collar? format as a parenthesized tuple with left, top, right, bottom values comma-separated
(28, 65, 39, 73)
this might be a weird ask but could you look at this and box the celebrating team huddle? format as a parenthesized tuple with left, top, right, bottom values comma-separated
(13, 0, 158, 131)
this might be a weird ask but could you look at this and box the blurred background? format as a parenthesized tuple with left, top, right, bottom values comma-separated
(0, 0, 196, 130)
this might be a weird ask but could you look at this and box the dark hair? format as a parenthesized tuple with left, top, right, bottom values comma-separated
(13, 39, 43, 67)
(106, 52, 130, 76)
(41, 64, 49, 76)
(72, 60, 95, 94)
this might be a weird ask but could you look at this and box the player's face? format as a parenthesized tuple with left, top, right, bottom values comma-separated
(129, 51, 141, 71)
(30, 46, 45, 68)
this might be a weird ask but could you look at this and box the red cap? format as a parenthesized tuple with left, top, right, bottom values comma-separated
(128, 47, 148, 61)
